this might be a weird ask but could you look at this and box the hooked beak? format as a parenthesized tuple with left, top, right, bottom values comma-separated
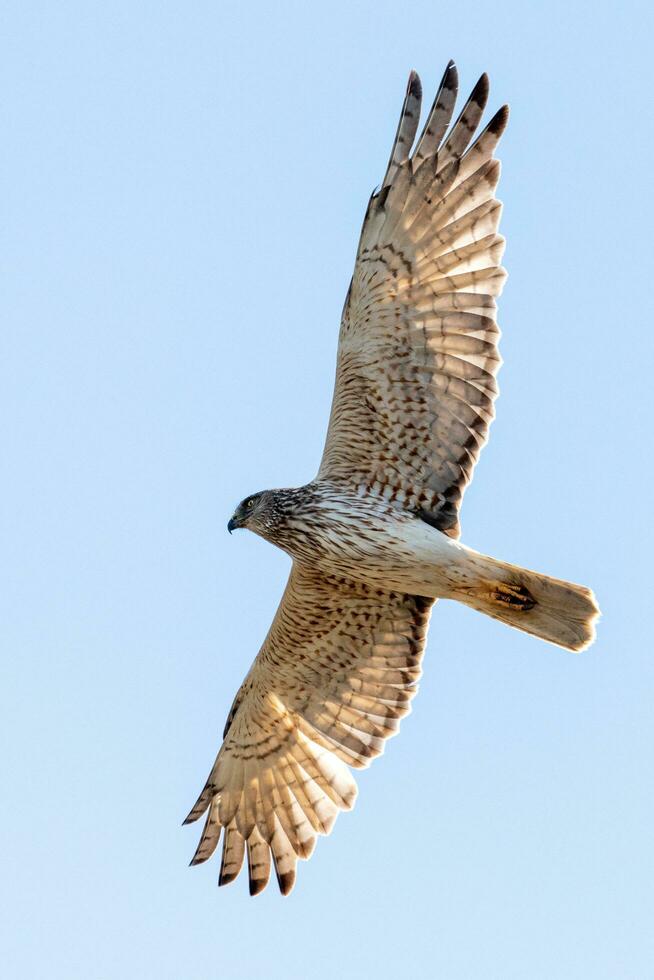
(227, 516, 239, 534)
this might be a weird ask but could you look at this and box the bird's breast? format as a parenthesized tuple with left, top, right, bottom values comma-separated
(276, 485, 465, 596)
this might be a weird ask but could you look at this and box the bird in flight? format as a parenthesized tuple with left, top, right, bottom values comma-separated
(184, 62, 600, 896)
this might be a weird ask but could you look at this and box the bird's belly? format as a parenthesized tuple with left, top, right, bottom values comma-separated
(286, 506, 468, 598)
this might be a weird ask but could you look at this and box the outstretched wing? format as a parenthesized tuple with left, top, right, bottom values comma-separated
(318, 63, 509, 538)
(185, 565, 432, 895)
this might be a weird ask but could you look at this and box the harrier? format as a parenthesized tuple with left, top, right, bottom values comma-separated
(185, 62, 599, 896)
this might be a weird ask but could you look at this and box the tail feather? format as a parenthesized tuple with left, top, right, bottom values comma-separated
(452, 551, 600, 652)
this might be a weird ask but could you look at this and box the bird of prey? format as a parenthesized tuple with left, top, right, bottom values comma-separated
(184, 62, 600, 896)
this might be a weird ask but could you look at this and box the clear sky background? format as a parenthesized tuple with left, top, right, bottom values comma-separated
(2, 2, 652, 978)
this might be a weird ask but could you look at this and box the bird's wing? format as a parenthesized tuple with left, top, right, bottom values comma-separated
(185, 563, 433, 895)
(318, 63, 508, 538)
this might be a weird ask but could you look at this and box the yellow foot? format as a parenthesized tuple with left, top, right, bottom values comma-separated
(489, 582, 536, 611)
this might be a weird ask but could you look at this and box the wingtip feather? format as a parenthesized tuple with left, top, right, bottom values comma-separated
(276, 869, 296, 896)
(249, 877, 268, 897)
(218, 871, 238, 887)
(488, 104, 510, 136)
(407, 69, 422, 99)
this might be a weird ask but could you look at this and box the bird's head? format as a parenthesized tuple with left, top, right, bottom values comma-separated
(227, 487, 307, 540)
(227, 491, 267, 534)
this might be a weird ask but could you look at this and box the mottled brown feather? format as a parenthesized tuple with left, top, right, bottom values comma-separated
(187, 564, 433, 894)
(318, 71, 508, 538)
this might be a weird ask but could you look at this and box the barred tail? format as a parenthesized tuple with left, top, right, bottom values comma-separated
(452, 550, 600, 652)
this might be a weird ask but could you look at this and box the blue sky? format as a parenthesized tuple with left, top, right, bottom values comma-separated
(2, 1, 652, 977)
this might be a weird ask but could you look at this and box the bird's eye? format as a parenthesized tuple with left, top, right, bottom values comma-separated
(246, 498, 255, 509)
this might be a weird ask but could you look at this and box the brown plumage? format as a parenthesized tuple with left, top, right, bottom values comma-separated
(185, 63, 600, 896)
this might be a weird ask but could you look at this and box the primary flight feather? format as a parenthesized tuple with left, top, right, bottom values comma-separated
(185, 62, 600, 897)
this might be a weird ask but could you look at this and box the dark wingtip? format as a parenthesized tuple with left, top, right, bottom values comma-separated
(218, 871, 237, 887)
(276, 870, 296, 896)
(489, 104, 510, 134)
(249, 877, 268, 897)
(407, 69, 422, 99)
(182, 805, 204, 826)
(472, 72, 490, 106)
(443, 59, 459, 90)
(183, 785, 212, 825)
